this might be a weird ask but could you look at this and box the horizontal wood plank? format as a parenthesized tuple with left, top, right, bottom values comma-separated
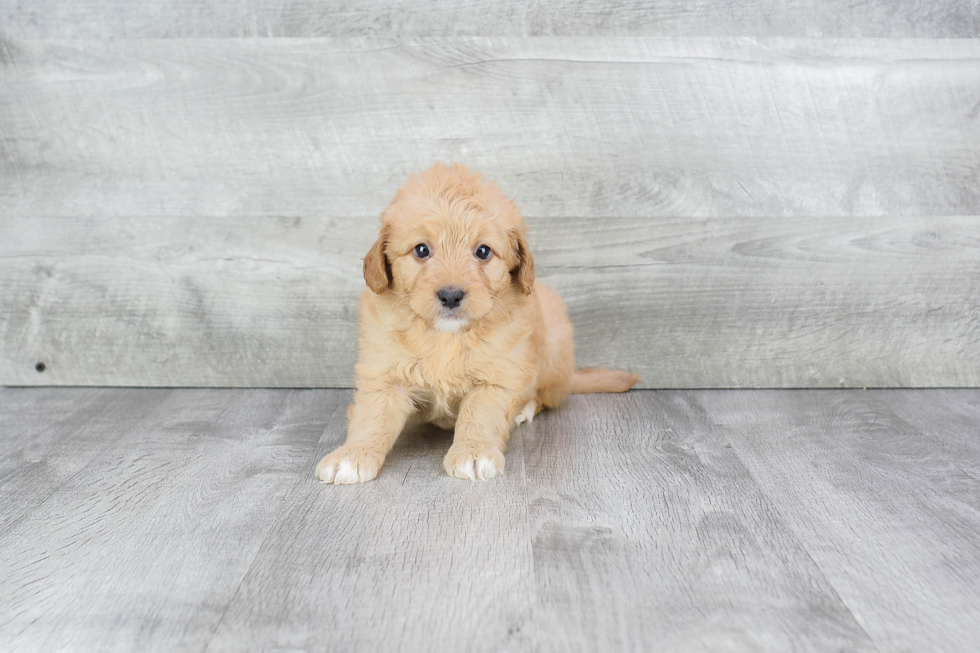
(3, 36, 978, 387)
(2, 214, 977, 388)
(2, 37, 978, 219)
(2, 1, 978, 38)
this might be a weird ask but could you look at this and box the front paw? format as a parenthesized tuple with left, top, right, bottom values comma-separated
(443, 444, 505, 481)
(315, 446, 383, 484)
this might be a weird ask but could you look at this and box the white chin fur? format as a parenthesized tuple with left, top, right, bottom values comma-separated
(434, 317, 468, 333)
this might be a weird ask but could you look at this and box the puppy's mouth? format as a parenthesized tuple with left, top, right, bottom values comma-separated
(433, 310, 470, 333)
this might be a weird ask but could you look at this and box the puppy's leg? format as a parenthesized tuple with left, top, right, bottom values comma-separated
(316, 387, 414, 484)
(534, 283, 576, 410)
(514, 400, 537, 426)
(444, 385, 520, 481)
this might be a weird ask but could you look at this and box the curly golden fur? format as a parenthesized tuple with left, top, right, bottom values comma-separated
(316, 163, 638, 483)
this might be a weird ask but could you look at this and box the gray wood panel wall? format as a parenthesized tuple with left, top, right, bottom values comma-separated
(1, 4, 979, 388)
(3, 1, 979, 38)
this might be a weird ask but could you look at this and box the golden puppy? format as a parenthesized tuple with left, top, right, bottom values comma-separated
(316, 163, 639, 483)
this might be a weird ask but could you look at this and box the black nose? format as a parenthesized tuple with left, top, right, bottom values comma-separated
(437, 287, 465, 309)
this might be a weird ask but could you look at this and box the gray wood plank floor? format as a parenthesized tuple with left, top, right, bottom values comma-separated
(2, 388, 979, 652)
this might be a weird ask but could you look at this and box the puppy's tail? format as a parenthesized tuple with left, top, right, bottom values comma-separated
(569, 368, 640, 394)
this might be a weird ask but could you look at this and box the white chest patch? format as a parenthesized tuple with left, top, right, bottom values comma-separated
(433, 317, 468, 333)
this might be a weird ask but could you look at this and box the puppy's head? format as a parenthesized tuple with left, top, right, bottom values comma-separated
(363, 163, 534, 333)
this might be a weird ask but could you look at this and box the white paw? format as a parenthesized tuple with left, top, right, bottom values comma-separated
(444, 446, 505, 481)
(315, 446, 382, 484)
(514, 400, 537, 426)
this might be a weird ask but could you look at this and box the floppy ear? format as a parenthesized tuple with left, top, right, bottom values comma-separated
(363, 226, 392, 294)
(511, 229, 535, 295)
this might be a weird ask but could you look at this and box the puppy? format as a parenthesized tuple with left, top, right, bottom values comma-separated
(316, 163, 639, 483)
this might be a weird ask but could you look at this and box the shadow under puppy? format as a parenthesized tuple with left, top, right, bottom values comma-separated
(317, 163, 639, 483)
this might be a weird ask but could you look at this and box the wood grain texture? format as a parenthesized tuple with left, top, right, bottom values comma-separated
(5, 388, 980, 651)
(871, 389, 980, 479)
(522, 391, 876, 651)
(2, 0, 978, 38)
(0, 387, 340, 652)
(3, 36, 979, 388)
(695, 389, 980, 653)
(3, 38, 979, 220)
(206, 405, 536, 653)
(0, 215, 369, 387)
(2, 214, 977, 388)
(0, 387, 168, 532)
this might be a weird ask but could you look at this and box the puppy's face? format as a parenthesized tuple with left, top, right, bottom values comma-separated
(363, 164, 534, 333)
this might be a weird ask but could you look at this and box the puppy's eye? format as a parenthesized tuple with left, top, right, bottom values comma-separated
(475, 244, 492, 260)
(414, 243, 430, 259)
